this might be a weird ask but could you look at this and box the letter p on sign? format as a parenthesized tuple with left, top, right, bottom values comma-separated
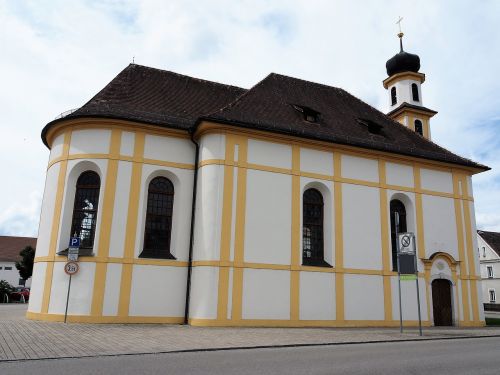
(69, 237, 81, 248)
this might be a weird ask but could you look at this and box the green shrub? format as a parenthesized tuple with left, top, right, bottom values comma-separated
(0, 280, 14, 303)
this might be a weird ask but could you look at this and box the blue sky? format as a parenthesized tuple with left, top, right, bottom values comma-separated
(0, 0, 499, 236)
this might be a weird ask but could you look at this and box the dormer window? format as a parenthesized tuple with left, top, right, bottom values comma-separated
(292, 104, 320, 123)
(358, 118, 383, 135)
(414, 120, 423, 136)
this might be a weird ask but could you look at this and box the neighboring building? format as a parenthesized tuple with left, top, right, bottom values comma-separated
(477, 230, 500, 309)
(0, 236, 36, 288)
(28, 33, 488, 327)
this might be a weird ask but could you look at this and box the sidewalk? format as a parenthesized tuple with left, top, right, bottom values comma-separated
(1, 304, 500, 362)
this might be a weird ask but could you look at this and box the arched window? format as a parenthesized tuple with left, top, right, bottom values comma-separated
(391, 87, 397, 105)
(70, 171, 100, 249)
(140, 176, 175, 259)
(390, 199, 407, 271)
(302, 188, 327, 266)
(414, 120, 423, 136)
(412, 83, 419, 101)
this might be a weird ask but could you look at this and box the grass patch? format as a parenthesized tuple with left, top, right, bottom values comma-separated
(485, 317, 500, 326)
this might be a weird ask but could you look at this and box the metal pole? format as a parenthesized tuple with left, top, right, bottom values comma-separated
(395, 212, 403, 333)
(64, 274, 72, 324)
(414, 235, 423, 336)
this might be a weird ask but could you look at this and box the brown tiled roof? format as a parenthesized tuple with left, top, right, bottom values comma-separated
(0, 236, 37, 262)
(205, 73, 487, 170)
(42, 65, 488, 171)
(41, 64, 247, 146)
(478, 230, 500, 257)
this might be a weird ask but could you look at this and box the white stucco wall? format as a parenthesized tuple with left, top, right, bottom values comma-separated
(341, 155, 379, 182)
(129, 265, 187, 317)
(188, 266, 219, 319)
(0, 262, 29, 288)
(242, 269, 290, 319)
(247, 139, 291, 169)
(244, 170, 291, 265)
(342, 184, 382, 270)
(27, 262, 47, 313)
(199, 133, 226, 161)
(69, 129, 111, 155)
(102, 263, 122, 316)
(120, 131, 135, 157)
(143, 134, 195, 164)
(420, 168, 453, 193)
(391, 276, 428, 321)
(388, 79, 423, 110)
(344, 274, 384, 320)
(299, 271, 335, 320)
(386, 162, 414, 187)
(49, 132, 65, 161)
(300, 148, 334, 176)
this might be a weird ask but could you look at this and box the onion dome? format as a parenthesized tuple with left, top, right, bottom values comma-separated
(386, 33, 420, 76)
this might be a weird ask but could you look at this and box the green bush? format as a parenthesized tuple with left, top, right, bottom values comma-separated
(485, 318, 500, 326)
(0, 280, 14, 303)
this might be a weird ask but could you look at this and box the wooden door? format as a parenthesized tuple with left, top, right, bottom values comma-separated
(432, 279, 453, 326)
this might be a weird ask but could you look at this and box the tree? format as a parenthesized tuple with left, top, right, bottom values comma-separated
(15, 246, 35, 281)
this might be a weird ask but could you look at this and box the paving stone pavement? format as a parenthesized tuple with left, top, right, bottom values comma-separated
(1, 304, 500, 361)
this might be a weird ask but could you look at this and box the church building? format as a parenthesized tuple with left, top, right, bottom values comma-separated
(27, 34, 488, 327)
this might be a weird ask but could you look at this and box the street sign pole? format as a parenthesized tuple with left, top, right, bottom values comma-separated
(64, 274, 72, 324)
(395, 212, 403, 334)
(413, 236, 423, 336)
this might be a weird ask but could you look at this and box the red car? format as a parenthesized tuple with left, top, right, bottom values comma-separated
(9, 287, 30, 303)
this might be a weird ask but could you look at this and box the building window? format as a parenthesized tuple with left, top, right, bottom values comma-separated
(0, 267, 2, 270)
(140, 177, 176, 259)
(70, 171, 100, 249)
(302, 188, 328, 266)
(412, 83, 419, 101)
(487, 266, 494, 278)
(483, 247, 486, 258)
(414, 120, 423, 136)
(489, 289, 496, 303)
(391, 87, 397, 105)
(390, 199, 407, 272)
(5, 266, 12, 270)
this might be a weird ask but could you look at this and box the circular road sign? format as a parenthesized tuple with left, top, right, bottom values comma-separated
(64, 261, 79, 276)
(401, 235, 411, 248)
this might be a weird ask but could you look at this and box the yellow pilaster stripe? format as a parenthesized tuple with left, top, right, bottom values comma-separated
(461, 175, 479, 322)
(378, 160, 392, 321)
(91, 129, 122, 316)
(452, 173, 470, 323)
(231, 136, 248, 321)
(290, 145, 301, 321)
(334, 152, 344, 321)
(413, 165, 425, 260)
(41, 130, 72, 314)
(117, 132, 145, 317)
(217, 134, 235, 320)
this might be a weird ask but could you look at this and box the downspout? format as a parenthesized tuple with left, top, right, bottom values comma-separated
(184, 131, 200, 324)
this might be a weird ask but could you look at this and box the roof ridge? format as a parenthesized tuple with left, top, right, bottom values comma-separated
(128, 63, 247, 91)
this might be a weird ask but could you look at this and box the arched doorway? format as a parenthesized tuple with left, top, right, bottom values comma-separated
(432, 279, 453, 326)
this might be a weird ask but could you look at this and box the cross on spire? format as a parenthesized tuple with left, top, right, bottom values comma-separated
(396, 16, 405, 51)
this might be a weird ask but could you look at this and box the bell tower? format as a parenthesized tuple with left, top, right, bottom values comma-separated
(383, 23, 436, 140)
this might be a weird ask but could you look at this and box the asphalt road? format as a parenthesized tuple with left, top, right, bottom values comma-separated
(1, 337, 499, 375)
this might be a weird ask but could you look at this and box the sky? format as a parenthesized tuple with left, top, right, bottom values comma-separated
(0, 0, 499, 237)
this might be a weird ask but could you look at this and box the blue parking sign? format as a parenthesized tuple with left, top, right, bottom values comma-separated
(69, 237, 81, 248)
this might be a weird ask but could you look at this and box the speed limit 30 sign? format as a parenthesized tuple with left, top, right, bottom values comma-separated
(64, 261, 79, 275)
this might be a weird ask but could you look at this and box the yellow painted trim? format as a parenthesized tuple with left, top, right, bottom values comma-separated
(231, 136, 248, 321)
(41, 130, 72, 314)
(383, 71, 426, 88)
(453, 173, 470, 323)
(45, 118, 190, 149)
(117, 132, 145, 317)
(34, 256, 189, 267)
(27, 311, 184, 324)
(91, 129, 121, 316)
(217, 134, 235, 321)
(334, 152, 344, 321)
(196, 121, 483, 175)
(246, 163, 291, 176)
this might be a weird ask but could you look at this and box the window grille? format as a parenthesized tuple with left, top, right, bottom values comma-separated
(69, 171, 100, 249)
(140, 177, 176, 259)
(302, 188, 326, 266)
(390, 199, 407, 271)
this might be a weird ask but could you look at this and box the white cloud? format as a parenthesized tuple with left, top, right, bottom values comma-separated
(0, 0, 499, 235)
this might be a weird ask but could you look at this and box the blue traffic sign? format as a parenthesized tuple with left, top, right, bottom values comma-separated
(69, 237, 81, 248)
